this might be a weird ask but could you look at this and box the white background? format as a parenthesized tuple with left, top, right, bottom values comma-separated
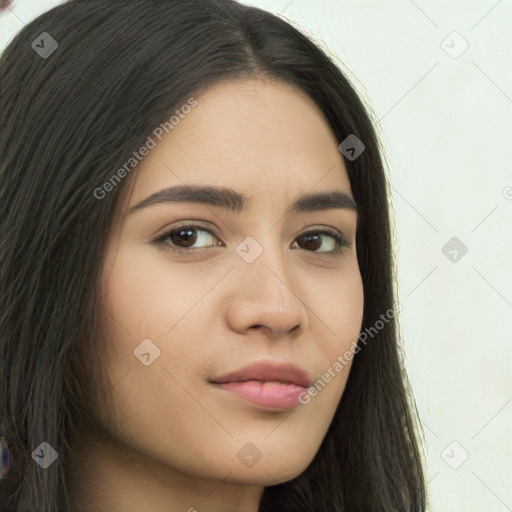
(1, 1, 511, 510)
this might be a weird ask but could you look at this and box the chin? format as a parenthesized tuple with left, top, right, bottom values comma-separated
(194, 449, 316, 487)
(220, 463, 309, 487)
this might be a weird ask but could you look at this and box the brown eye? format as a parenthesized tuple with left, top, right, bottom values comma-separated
(168, 227, 199, 248)
(153, 225, 222, 253)
(292, 229, 348, 254)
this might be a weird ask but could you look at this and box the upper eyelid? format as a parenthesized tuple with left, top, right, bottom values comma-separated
(156, 222, 346, 238)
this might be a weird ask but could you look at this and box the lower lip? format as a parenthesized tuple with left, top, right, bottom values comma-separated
(216, 381, 307, 409)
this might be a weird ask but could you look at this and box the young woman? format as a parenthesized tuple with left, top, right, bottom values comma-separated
(0, 1, 427, 510)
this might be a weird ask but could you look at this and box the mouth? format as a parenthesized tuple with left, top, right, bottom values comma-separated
(209, 361, 311, 410)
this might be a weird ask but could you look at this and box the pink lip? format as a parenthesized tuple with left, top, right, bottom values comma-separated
(210, 361, 311, 410)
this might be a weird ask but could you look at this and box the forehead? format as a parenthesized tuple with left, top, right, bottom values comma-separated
(127, 78, 352, 210)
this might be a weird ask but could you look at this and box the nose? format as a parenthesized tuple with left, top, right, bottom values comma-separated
(226, 251, 309, 338)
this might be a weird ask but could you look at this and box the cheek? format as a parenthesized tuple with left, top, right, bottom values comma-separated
(99, 243, 199, 341)
(96, 242, 224, 405)
(308, 265, 364, 402)
(95, 246, 178, 407)
(319, 262, 365, 356)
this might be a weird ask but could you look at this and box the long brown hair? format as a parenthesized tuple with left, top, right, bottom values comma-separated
(0, 0, 426, 509)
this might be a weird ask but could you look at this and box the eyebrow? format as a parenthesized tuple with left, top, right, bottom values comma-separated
(128, 184, 358, 216)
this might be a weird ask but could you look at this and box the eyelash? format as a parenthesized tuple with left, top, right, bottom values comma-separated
(151, 223, 351, 256)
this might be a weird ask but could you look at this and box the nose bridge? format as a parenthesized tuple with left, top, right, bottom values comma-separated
(236, 228, 292, 297)
(258, 260, 298, 312)
(229, 230, 307, 336)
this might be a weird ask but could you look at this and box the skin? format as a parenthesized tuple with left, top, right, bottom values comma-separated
(68, 78, 364, 512)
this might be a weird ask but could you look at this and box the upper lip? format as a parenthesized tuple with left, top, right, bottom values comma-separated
(209, 361, 311, 388)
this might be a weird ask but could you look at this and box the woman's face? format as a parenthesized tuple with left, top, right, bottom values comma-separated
(91, 78, 363, 494)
